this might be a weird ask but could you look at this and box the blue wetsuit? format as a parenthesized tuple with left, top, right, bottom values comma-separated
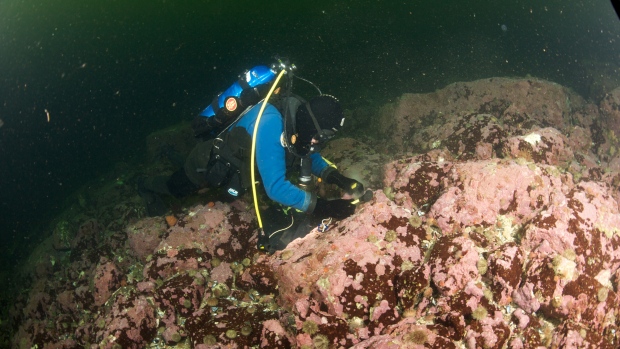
(232, 102, 331, 212)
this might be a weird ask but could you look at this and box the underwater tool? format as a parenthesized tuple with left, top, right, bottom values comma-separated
(318, 217, 332, 233)
(297, 156, 314, 191)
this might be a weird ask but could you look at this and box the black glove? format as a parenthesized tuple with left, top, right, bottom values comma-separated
(312, 197, 356, 220)
(192, 110, 230, 139)
(324, 170, 365, 198)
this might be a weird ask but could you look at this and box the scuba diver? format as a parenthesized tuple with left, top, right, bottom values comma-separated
(138, 59, 371, 253)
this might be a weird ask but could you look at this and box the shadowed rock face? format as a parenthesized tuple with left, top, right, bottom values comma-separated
(11, 77, 620, 349)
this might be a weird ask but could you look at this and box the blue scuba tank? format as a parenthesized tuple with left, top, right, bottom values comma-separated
(199, 65, 277, 118)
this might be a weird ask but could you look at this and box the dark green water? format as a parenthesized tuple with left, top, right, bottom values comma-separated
(0, 0, 618, 268)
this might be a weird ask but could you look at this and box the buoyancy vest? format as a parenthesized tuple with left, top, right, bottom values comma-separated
(203, 95, 311, 199)
(202, 126, 253, 197)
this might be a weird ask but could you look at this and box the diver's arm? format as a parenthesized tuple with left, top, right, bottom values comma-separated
(255, 111, 315, 212)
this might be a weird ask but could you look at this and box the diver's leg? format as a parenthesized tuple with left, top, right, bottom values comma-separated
(166, 169, 199, 198)
(141, 176, 172, 195)
(183, 140, 214, 187)
(139, 140, 215, 217)
(138, 169, 200, 217)
(263, 208, 321, 253)
(163, 145, 185, 169)
(137, 176, 170, 217)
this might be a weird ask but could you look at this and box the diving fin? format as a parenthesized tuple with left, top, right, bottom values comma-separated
(143, 192, 168, 217)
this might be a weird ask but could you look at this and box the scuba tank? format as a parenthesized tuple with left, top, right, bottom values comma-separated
(199, 65, 277, 119)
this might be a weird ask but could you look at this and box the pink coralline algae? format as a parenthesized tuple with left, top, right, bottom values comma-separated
(378, 78, 586, 154)
(503, 127, 575, 167)
(156, 201, 255, 260)
(260, 319, 293, 348)
(94, 294, 158, 348)
(268, 191, 430, 346)
(258, 78, 620, 348)
(126, 217, 167, 261)
(92, 260, 121, 307)
(263, 155, 619, 347)
(429, 236, 480, 297)
(426, 159, 574, 233)
(600, 86, 620, 137)
(378, 154, 618, 347)
(11, 77, 620, 349)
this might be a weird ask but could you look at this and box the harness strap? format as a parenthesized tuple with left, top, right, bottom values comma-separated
(212, 143, 244, 170)
(304, 102, 323, 135)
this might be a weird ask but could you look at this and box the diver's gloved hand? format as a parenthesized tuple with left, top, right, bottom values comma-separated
(312, 198, 356, 220)
(324, 170, 365, 198)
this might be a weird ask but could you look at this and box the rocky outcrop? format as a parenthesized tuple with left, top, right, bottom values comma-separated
(11, 77, 620, 349)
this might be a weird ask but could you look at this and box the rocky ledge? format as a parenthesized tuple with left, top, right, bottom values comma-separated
(10, 77, 620, 348)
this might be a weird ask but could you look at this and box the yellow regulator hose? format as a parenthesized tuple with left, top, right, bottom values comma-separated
(250, 69, 287, 230)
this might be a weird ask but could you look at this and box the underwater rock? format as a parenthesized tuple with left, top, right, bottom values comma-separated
(145, 123, 197, 164)
(428, 235, 480, 297)
(126, 216, 167, 261)
(349, 322, 458, 348)
(51, 220, 74, 251)
(157, 201, 256, 262)
(92, 260, 121, 307)
(440, 113, 506, 162)
(427, 158, 574, 234)
(22, 280, 52, 322)
(260, 319, 293, 348)
(266, 151, 620, 347)
(268, 190, 427, 347)
(320, 137, 390, 197)
(503, 127, 574, 168)
(94, 293, 158, 349)
(379, 77, 592, 154)
(12, 77, 620, 349)
(600, 86, 620, 140)
(186, 300, 280, 348)
(238, 257, 279, 295)
(486, 242, 524, 306)
(71, 219, 100, 252)
(383, 153, 452, 212)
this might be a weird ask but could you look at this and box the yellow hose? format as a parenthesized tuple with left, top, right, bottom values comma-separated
(250, 69, 287, 229)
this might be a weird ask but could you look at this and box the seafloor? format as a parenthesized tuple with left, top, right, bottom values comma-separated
(9, 76, 620, 348)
